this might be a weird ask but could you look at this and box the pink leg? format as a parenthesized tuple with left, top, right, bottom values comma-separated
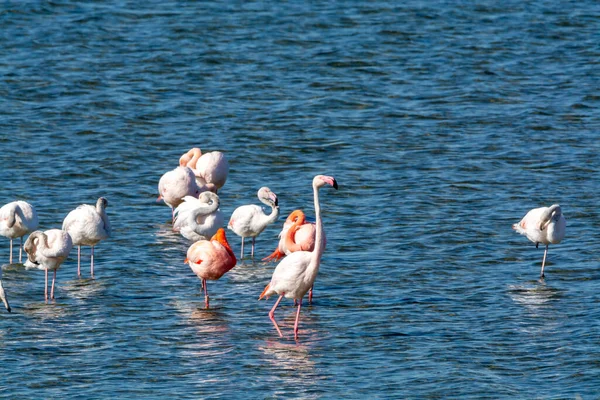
(44, 268, 48, 302)
(240, 238, 244, 259)
(19, 236, 23, 263)
(77, 246, 81, 277)
(294, 298, 302, 340)
(51, 269, 56, 300)
(269, 294, 285, 338)
(9, 239, 13, 264)
(308, 285, 314, 304)
(251, 237, 255, 258)
(202, 278, 210, 308)
(541, 245, 549, 278)
(91, 246, 95, 277)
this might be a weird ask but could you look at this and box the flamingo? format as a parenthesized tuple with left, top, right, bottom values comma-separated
(513, 204, 566, 278)
(263, 210, 322, 262)
(0, 201, 39, 264)
(179, 148, 229, 192)
(184, 228, 237, 308)
(173, 192, 224, 242)
(0, 268, 11, 312)
(62, 197, 111, 277)
(158, 166, 200, 223)
(228, 187, 279, 259)
(259, 175, 338, 340)
(24, 229, 73, 301)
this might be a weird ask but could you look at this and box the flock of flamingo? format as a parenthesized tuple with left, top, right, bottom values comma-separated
(0, 146, 566, 340)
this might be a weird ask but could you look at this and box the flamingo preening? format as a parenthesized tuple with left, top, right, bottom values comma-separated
(0, 201, 38, 264)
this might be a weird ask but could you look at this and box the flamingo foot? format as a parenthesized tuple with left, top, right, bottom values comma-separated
(262, 248, 284, 262)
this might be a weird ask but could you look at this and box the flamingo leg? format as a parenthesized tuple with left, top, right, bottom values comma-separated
(294, 298, 302, 340)
(268, 294, 285, 338)
(50, 269, 56, 300)
(202, 278, 210, 308)
(240, 238, 244, 259)
(308, 285, 314, 304)
(251, 237, 255, 258)
(77, 246, 81, 277)
(91, 246, 95, 278)
(541, 245, 549, 278)
(44, 268, 48, 302)
(9, 239, 13, 264)
(19, 236, 22, 263)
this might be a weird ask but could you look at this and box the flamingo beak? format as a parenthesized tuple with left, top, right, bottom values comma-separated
(0, 280, 11, 313)
(332, 178, 338, 190)
(270, 193, 278, 207)
(184, 257, 189, 264)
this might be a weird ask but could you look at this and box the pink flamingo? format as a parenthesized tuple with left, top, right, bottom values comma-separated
(259, 175, 338, 340)
(0, 200, 38, 264)
(263, 210, 322, 262)
(185, 228, 237, 308)
(513, 204, 566, 278)
(158, 166, 200, 223)
(24, 229, 73, 301)
(228, 187, 279, 259)
(62, 197, 111, 277)
(179, 148, 229, 192)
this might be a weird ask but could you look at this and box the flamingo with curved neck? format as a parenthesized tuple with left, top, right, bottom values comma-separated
(259, 175, 338, 340)
(179, 147, 228, 192)
(24, 229, 73, 301)
(174, 192, 224, 241)
(228, 187, 279, 259)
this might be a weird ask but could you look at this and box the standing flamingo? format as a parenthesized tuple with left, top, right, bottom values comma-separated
(179, 148, 229, 192)
(259, 175, 338, 340)
(0, 201, 39, 264)
(513, 204, 566, 278)
(0, 269, 11, 312)
(158, 166, 200, 223)
(228, 187, 279, 259)
(24, 229, 73, 301)
(174, 192, 224, 242)
(62, 197, 111, 277)
(184, 228, 237, 308)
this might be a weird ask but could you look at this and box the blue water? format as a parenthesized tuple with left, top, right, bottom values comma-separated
(1, 1, 600, 398)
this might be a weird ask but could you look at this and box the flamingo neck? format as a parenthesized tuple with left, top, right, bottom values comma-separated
(189, 200, 219, 225)
(6, 203, 23, 228)
(260, 200, 279, 227)
(311, 183, 325, 264)
(284, 219, 304, 253)
(97, 205, 111, 237)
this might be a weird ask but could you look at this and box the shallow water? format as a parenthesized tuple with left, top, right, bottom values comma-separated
(1, 1, 599, 398)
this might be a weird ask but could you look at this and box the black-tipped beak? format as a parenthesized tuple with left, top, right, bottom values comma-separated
(274, 197, 279, 207)
(332, 179, 338, 190)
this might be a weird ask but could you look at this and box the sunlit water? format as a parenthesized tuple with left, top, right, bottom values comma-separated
(1, 1, 599, 398)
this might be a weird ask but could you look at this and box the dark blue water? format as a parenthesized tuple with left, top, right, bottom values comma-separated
(1, 1, 599, 398)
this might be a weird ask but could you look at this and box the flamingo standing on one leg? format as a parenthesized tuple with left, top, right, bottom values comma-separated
(0, 201, 39, 264)
(185, 228, 237, 308)
(174, 192, 224, 242)
(259, 175, 338, 340)
(228, 187, 279, 259)
(0, 268, 11, 312)
(513, 204, 566, 278)
(180, 148, 229, 192)
(24, 229, 73, 301)
(62, 197, 111, 277)
(158, 166, 200, 223)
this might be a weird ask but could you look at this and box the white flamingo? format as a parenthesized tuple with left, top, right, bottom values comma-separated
(174, 192, 224, 242)
(513, 204, 566, 278)
(259, 175, 338, 340)
(179, 148, 229, 192)
(158, 166, 200, 222)
(62, 197, 111, 277)
(228, 187, 279, 259)
(24, 229, 73, 301)
(0, 200, 39, 264)
(0, 268, 11, 312)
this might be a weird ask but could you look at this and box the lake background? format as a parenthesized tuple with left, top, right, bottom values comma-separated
(1, 1, 599, 398)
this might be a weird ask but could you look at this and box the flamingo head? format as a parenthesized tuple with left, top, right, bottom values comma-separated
(198, 191, 219, 207)
(538, 204, 562, 231)
(97, 197, 108, 209)
(313, 175, 338, 190)
(258, 187, 278, 207)
(287, 210, 306, 225)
